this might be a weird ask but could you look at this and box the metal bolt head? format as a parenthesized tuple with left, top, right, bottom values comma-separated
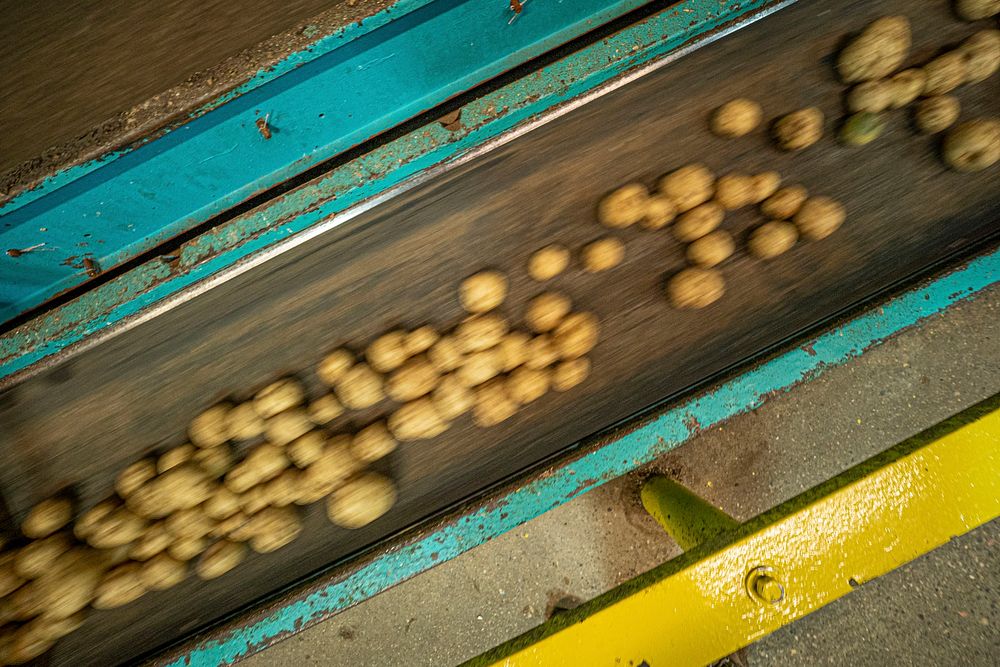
(745, 566, 785, 605)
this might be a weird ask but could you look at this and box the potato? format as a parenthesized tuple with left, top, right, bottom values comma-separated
(525, 292, 572, 333)
(457, 347, 504, 386)
(666, 268, 725, 309)
(74, 499, 117, 540)
(794, 197, 846, 240)
(523, 335, 560, 370)
(167, 535, 208, 562)
(839, 112, 886, 146)
(760, 185, 808, 219)
(846, 80, 893, 113)
(247, 507, 302, 554)
(427, 335, 465, 372)
(454, 314, 508, 353)
(459, 271, 508, 314)
(431, 374, 475, 420)
(552, 312, 600, 360)
(116, 459, 157, 498)
(388, 398, 449, 442)
(254, 378, 306, 419)
(295, 437, 360, 503)
(386, 355, 440, 402)
(915, 96, 960, 134)
(350, 422, 397, 463)
(889, 68, 926, 108)
(327, 474, 398, 529)
(165, 507, 216, 539)
(141, 553, 187, 591)
(204, 487, 242, 520)
(924, 52, 966, 97)
(307, 393, 345, 426)
(750, 171, 782, 204)
(157, 443, 195, 473)
(189, 403, 231, 448)
(2, 622, 55, 664)
(552, 358, 591, 392)
(14, 533, 72, 579)
(225, 444, 288, 494)
(316, 348, 355, 387)
(528, 244, 571, 281)
(93, 563, 146, 609)
(472, 378, 519, 428)
(366, 331, 409, 373)
(658, 164, 714, 212)
(960, 30, 1000, 83)
(581, 237, 625, 273)
(286, 431, 327, 468)
(954, 0, 999, 20)
(9, 580, 44, 619)
(84, 506, 147, 550)
(22, 497, 73, 539)
(673, 202, 725, 242)
(498, 331, 531, 372)
(211, 512, 251, 539)
(128, 522, 172, 561)
(193, 445, 233, 478)
(264, 408, 313, 446)
(597, 183, 649, 228)
(508, 366, 551, 404)
(196, 541, 246, 580)
(837, 16, 911, 83)
(335, 363, 385, 409)
(713, 173, 755, 210)
(749, 221, 799, 259)
(773, 107, 824, 151)
(34, 549, 107, 618)
(710, 98, 762, 137)
(225, 401, 265, 442)
(943, 118, 1000, 171)
(641, 195, 677, 230)
(686, 230, 735, 268)
(31, 610, 87, 640)
(265, 468, 301, 507)
(404, 326, 440, 357)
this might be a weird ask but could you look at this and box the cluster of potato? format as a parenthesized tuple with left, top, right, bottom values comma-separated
(836, 15, 999, 171)
(710, 98, 826, 153)
(599, 165, 845, 310)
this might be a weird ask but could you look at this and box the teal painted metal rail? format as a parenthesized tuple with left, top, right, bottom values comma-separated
(159, 243, 999, 667)
(0, 0, 650, 323)
(0, 0, 783, 384)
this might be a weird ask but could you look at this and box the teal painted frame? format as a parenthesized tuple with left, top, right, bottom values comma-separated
(0, 0, 784, 385)
(160, 245, 999, 666)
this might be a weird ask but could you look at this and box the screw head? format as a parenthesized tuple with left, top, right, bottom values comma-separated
(745, 566, 785, 605)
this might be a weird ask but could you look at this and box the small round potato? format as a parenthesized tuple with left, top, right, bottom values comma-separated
(265, 468, 301, 507)
(658, 164, 715, 212)
(454, 314, 508, 353)
(794, 197, 847, 240)
(128, 522, 173, 561)
(327, 474, 398, 529)
(714, 173, 756, 210)
(749, 221, 799, 259)
(552, 313, 600, 360)
(508, 366, 551, 404)
(525, 292, 572, 333)
(366, 331, 410, 373)
(33, 549, 107, 619)
(472, 378, 519, 428)
(837, 16, 911, 83)
(427, 336, 465, 373)
(404, 326, 440, 357)
(265, 408, 315, 446)
(388, 398, 449, 441)
(581, 237, 625, 273)
(307, 394, 344, 426)
(552, 357, 591, 392)
(773, 107, 824, 151)
(295, 437, 359, 499)
(498, 331, 531, 372)
(350, 422, 397, 463)
(750, 171, 782, 203)
(942, 118, 1000, 172)
(316, 348, 355, 387)
(959, 30, 1000, 83)
(126, 465, 215, 519)
(641, 195, 677, 230)
(225, 444, 289, 494)
(457, 348, 504, 387)
(710, 98, 762, 137)
(459, 271, 508, 314)
(386, 356, 440, 402)
(673, 202, 725, 242)
(954, 0, 1000, 20)
(204, 487, 243, 520)
(915, 96, 960, 134)
(889, 68, 926, 108)
(528, 244, 571, 281)
(923, 52, 966, 96)
(188, 403, 232, 449)
(196, 541, 246, 580)
(686, 230, 735, 268)
(167, 535, 208, 562)
(523, 335, 560, 370)
(141, 553, 187, 591)
(93, 563, 146, 609)
(666, 268, 725, 309)
(286, 431, 327, 468)
(157, 443, 195, 473)
(3, 622, 56, 664)
(84, 506, 147, 550)
(846, 80, 894, 113)
(247, 507, 302, 554)
(335, 363, 385, 410)
(165, 507, 216, 540)
(254, 378, 306, 419)
(597, 183, 649, 228)
(192, 445, 233, 478)
(432, 374, 475, 420)
(116, 459, 158, 498)
(22, 497, 73, 539)
(74, 499, 118, 540)
(760, 185, 808, 220)
(15, 533, 73, 579)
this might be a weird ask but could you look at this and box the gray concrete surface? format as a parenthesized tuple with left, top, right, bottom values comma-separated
(242, 284, 999, 665)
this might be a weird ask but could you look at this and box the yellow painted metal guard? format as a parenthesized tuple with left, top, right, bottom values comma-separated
(471, 394, 1000, 667)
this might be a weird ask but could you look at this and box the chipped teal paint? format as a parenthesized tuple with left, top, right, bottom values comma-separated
(164, 248, 999, 666)
(0, 0, 650, 322)
(0, 0, 780, 383)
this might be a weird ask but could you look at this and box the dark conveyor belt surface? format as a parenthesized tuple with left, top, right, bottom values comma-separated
(0, 0, 998, 664)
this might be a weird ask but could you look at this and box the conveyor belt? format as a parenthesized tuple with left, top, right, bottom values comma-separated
(0, 0, 997, 663)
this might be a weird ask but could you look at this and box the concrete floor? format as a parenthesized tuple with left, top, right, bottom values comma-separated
(242, 284, 1000, 665)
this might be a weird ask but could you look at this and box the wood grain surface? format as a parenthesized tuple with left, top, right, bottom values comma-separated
(1, 0, 998, 663)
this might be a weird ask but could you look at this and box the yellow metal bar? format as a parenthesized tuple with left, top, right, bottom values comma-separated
(472, 395, 1000, 667)
(640, 477, 739, 550)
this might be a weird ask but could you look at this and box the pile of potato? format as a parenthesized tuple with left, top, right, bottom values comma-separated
(598, 165, 845, 310)
(836, 15, 999, 170)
